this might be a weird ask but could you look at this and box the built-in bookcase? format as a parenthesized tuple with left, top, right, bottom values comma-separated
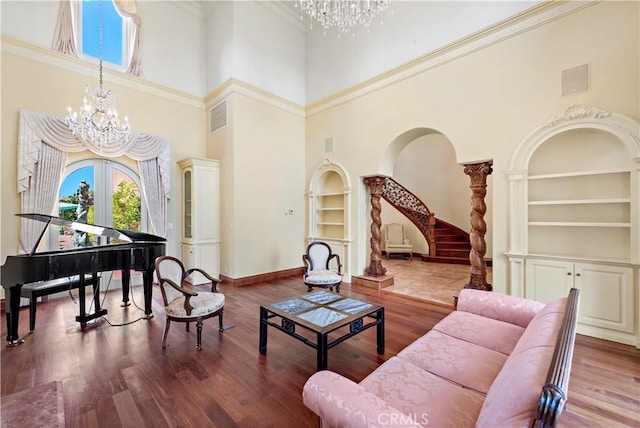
(307, 160, 352, 281)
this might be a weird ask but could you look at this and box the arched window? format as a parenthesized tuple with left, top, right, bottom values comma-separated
(53, 0, 142, 76)
(81, 0, 123, 66)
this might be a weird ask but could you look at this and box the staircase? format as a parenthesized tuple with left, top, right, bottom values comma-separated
(421, 219, 471, 265)
(381, 177, 477, 266)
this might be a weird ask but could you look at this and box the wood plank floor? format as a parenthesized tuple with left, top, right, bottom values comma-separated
(1, 276, 639, 427)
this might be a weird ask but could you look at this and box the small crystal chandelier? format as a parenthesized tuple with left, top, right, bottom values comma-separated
(67, 0, 130, 148)
(296, 0, 391, 34)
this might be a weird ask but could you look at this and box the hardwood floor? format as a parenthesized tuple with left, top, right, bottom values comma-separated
(1, 276, 639, 427)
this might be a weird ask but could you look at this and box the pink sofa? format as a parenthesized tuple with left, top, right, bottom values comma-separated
(303, 288, 579, 428)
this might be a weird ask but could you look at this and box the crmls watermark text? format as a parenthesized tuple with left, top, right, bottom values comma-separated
(377, 413, 429, 425)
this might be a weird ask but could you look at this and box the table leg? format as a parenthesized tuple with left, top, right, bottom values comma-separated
(317, 332, 328, 371)
(259, 307, 268, 354)
(377, 307, 385, 354)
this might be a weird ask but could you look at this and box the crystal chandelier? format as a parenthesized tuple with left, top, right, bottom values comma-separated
(296, 0, 391, 34)
(67, 0, 130, 148)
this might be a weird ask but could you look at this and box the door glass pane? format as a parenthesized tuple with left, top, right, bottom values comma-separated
(111, 168, 141, 232)
(58, 166, 95, 250)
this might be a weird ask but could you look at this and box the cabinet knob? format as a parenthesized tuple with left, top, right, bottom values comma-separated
(567, 272, 572, 275)
(576, 273, 581, 277)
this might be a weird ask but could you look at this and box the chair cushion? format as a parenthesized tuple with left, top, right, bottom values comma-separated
(305, 270, 341, 285)
(166, 292, 224, 317)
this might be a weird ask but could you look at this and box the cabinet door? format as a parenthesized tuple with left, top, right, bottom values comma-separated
(574, 263, 634, 334)
(525, 259, 573, 303)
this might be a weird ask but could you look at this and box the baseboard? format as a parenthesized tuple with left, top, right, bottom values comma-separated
(220, 266, 305, 287)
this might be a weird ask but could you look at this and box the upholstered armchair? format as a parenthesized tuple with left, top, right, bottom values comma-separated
(154, 256, 225, 350)
(384, 223, 413, 260)
(302, 242, 342, 293)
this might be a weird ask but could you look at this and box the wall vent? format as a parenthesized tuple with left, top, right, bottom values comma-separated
(210, 101, 228, 134)
(325, 137, 334, 153)
(561, 64, 589, 96)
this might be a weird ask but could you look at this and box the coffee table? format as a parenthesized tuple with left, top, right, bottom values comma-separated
(259, 290, 384, 371)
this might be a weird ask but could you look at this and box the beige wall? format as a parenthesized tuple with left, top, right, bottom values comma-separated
(208, 90, 306, 279)
(1, 45, 207, 269)
(305, 1, 639, 293)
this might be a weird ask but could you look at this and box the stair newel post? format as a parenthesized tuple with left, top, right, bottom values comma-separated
(428, 212, 437, 256)
(363, 175, 387, 277)
(463, 161, 493, 291)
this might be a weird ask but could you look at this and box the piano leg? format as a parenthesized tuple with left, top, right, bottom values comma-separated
(76, 272, 107, 327)
(142, 269, 154, 320)
(121, 269, 131, 307)
(5, 285, 25, 346)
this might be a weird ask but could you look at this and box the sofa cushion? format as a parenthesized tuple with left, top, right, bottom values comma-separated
(433, 311, 525, 355)
(476, 297, 568, 427)
(511, 297, 567, 357)
(457, 289, 545, 328)
(476, 346, 555, 427)
(397, 330, 508, 394)
(360, 356, 484, 427)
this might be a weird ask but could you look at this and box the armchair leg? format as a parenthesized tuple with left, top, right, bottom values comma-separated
(195, 319, 203, 351)
(307, 285, 313, 292)
(336, 284, 341, 293)
(162, 320, 171, 348)
(218, 312, 224, 332)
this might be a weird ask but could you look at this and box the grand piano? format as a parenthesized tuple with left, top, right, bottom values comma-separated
(1, 213, 166, 346)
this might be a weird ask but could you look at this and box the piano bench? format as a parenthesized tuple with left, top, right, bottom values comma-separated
(20, 275, 98, 332)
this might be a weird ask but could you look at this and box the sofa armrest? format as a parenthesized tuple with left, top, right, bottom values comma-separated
(303, 371, 422, 428)
(457, 289, 545, 328)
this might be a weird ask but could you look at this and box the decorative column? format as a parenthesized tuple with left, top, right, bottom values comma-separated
(463, 161, 493, 291)
(363, 175, 387, 277)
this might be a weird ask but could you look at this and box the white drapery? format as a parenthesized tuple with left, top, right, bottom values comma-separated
(52, 0, 77, 56)
(52, 0, 143, 77)
(18, 109, 170, 253)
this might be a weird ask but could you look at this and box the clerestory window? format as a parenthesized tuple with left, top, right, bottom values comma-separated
(81, 0, 123, 67)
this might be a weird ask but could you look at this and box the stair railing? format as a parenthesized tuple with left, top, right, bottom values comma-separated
(381, 177, 437, 255)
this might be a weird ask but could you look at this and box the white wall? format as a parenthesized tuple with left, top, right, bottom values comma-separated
(305, 1, 542, 104)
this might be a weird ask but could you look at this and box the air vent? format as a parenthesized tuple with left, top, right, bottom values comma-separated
(210, 101, 227, 134)
(561, 64, 589, 96)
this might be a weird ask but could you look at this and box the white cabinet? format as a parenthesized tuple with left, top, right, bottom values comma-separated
(506, 107, 640, 348)
(178, 158, 220, 284)
(526, 258, 635, 343)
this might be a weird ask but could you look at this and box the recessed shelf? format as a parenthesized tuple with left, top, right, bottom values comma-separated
(528, 198, 631, 205)
(317, 208, 344, 211)
(528, 168, 630, 180)
(528, 222, 631, 228)
(317, 222, 344, 226)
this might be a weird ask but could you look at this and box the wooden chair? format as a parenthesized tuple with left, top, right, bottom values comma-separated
(154, 256, 225, 350)
(302, 242, 342, 293)
(384, 223, 413, 260)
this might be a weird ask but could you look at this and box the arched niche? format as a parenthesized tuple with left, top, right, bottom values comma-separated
(307, 158, 352, 281)
(506, 105, 640, 347)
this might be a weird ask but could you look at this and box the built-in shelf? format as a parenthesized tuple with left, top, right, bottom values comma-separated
(528, 168, 630, 180)
(528, 222, 631, 227)
(317, 222, 344, 226)
(528, 198, 630, 205)
(317, 207, 344, 211)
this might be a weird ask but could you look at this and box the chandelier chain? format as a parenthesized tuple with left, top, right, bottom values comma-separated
(66, 0, 131, 149)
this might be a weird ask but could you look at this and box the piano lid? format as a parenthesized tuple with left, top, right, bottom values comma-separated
(17, 213, 166, 255)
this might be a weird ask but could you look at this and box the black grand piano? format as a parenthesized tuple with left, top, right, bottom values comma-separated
(1, 213, 166, 346)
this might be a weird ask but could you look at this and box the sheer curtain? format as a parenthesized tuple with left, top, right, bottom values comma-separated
(52, 0, 143, 77)
(18, 109, 170, 252)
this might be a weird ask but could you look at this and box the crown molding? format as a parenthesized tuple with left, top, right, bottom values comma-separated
(205, 78, 305, 117)
(1, 36, 205, 110)
(306, 1, 599, 117)
(258, 1, 307, 33)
